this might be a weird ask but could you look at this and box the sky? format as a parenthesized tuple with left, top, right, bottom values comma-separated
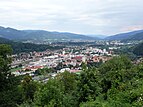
(0, 0, 143, 36)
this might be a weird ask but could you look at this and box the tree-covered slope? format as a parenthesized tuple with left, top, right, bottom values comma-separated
(106, 30, 143, 40)
(133, 42, 143, 56)
(0, 37, 63, 53)
(0, 26, 97, 41)
(127, 32, 143, 41)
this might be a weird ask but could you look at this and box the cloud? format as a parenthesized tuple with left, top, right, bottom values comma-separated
(122, 25, 143, 32)
(0, 0, 143, 35)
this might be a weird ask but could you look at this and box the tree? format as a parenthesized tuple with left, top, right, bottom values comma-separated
(21, 75, 38, 101)
(56, 71, 79, 107)
(34, 79, 65, 107)
(0, 44, 22, 107)
(56, 71, 77, 93)
(33, 71, 78, 107)
(77, 65, 101, 103)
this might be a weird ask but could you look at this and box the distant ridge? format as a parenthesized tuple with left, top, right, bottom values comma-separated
(87, 35, 107, 39)
(0, 26, 99, 41)
(105, 30, 143, 41)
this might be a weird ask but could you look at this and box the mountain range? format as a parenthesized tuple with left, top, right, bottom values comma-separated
(0, 26, 99, 41)
(0, 26, 143, 41)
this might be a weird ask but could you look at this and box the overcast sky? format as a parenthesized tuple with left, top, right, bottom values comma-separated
(0, 0, 143, 35)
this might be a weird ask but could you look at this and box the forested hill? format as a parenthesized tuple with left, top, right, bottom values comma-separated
(0, 26, 98, 41)
(126, 32, 143, 41)
(105, 30, 143, 41)
(0, 37, 64, 53)
(0, 37, 11, 43)
(133, 42, 143, 56)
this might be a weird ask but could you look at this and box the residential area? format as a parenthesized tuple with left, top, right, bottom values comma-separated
(11, 44, 116, 82)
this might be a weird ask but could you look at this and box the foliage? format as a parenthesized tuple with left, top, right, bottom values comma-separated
(21, 75, 38, 101)
(77, 66, 100, 102)
(133, 42, 143, 56)
(0, 37, 64, 54)
(0, 44, 23, 107)
(34, 71, 78, 107)
(34, 67, 56, 76)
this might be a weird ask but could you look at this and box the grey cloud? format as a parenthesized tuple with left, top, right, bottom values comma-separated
(0, 0, 143, 35)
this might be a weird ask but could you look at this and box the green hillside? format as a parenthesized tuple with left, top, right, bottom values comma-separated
(0, 37, 64, 53)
